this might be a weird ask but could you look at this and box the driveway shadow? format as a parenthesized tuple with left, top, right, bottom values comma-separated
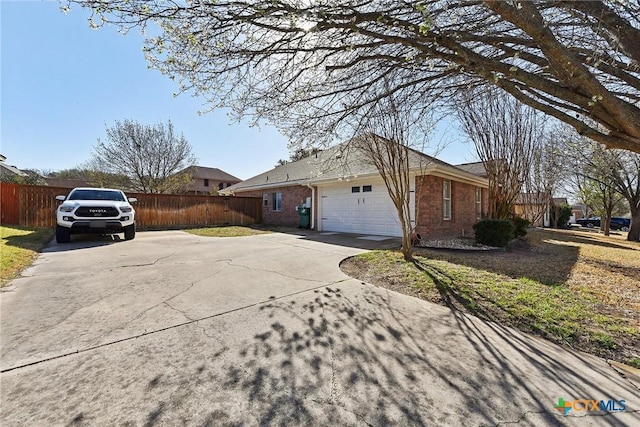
(43, 234, 124, 252)
(202, 287, 637, 426)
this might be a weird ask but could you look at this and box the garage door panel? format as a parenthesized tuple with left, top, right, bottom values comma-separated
(319, 181, 413, 237)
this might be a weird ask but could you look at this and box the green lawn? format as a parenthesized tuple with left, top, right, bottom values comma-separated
(342, 229, 640, 365)
(1, 225, 54, 286)
(186, 225, 272, 238)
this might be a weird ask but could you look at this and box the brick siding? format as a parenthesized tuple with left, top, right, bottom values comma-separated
(240, 185, 312, 227)
(237, 177, 485, 235)
(415, 175, 487, 240)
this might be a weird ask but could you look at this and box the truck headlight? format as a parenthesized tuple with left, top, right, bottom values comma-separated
(120, 206, 133, 213)
(59, 205, 74, 212)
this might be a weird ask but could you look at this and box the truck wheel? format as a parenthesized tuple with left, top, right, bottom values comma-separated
(56, 225, 71, 243)
(586, 223, 594, 228)
(621, 226, 630, 232)
(124, 224, 136, 241)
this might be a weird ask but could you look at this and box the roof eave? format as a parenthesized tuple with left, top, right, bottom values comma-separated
(430, 165, 489, 187)
(221, 179, 310, 194)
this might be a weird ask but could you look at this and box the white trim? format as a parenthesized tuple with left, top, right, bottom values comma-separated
(219, 180, 308, 195)
(306, 184, 316, 229)
(443, 179, 452, 220)
(429, 165, 488, 187)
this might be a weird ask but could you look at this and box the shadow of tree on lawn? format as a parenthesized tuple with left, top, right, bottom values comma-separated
(415, 232, 581, 286)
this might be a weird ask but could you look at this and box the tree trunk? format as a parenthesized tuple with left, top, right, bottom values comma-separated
(628, 209, 640, 242)
(552, 205, 560, 228)
(395, 203, 414, 262)
(602, 211, 611, 236)
(401, 233, 413, 262)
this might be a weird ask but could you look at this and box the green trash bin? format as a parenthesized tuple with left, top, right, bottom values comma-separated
(297, 206, 310, 229)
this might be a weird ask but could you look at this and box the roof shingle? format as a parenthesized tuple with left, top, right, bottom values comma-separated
(223, 136, 487, 193)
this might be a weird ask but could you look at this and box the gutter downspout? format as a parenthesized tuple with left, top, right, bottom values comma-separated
(306, 183, 315, 230)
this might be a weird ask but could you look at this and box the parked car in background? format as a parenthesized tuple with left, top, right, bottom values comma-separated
(610, 217, 631, 232)
(576, 217, 600, 228)
(575, 216, 630, 232)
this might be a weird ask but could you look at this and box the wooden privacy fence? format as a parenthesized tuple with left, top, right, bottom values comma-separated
(1, 183, 20, 225)
(0, 184, 262, 229)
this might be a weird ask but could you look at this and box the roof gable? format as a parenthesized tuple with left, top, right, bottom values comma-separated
(455, 161, 487, 177)
(223, 135, 487, 193)
(181, 166, 241, 182)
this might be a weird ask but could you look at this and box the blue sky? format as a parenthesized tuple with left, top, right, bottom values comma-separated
(1, 1, 475, 180)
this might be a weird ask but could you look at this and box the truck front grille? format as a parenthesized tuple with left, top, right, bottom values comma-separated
(75, 207, 120, 217)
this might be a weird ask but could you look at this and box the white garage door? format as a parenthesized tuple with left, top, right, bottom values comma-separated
(319, 180, 414, 237)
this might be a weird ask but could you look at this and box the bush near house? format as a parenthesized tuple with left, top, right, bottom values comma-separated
(509, 216, 530, 237)
(473, 219, 514, 247)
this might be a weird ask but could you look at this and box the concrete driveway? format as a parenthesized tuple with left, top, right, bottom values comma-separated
(1, 230, 638, 426)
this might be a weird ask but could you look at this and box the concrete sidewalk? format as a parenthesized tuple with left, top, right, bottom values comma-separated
(1, 231, 638, 426)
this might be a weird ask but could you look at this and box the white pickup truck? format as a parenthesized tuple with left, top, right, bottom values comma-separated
(55, 187, 137, 243)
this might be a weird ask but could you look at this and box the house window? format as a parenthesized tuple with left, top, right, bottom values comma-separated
(226, 183, 232, 188)
(204, 179, 209, 187)
(362, 185, 372, 192)
(218, 182, 224, 190)
(476, 187, 482, 219)
(272, 192, 282, 211)
(263, 193, 269, 207)
(351, 186, 360, 193)
(443, 179, 452, 220)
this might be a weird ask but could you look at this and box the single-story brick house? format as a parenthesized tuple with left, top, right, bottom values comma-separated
(221, 138, 489, 239)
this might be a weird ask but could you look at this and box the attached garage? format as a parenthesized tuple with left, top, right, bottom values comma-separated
(221, 138, 489, 239)
(318, 179, 415, 237)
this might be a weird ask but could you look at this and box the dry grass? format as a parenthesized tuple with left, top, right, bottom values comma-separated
(1, 225, 54, 287)
(341, 229, 640, 365)
(186, 225, 272, 238)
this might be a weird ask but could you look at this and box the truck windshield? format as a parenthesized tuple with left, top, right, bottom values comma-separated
(68, 190, 125, 201)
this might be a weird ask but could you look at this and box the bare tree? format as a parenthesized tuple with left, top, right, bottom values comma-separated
(91, 119, 196, 193)
(348, 98, 430, 261)
(610, 152, 640, 241)
(561, 130, 640, 241)
(65, 1, 640, 153)
(576, 175, 627, 236)
(456, 87, 544, 219)
(521, 144, 552, 226)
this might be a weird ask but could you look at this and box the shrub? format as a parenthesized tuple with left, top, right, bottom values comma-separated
(557, 204, 572, 228)
(509, 216, 530, 237)
(473, 219, 515, 247)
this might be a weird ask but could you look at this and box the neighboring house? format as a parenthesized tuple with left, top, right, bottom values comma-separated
(221, 137, 489, 239)
(0, 154, 27, 180)
(179, 166, 242, 195)
(571, 203, 588, 222)
(458, 161, 566, 227)
(455, 161, 488, 179)
(514, 192, 550, 227)
(514, 194, 569, 227)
